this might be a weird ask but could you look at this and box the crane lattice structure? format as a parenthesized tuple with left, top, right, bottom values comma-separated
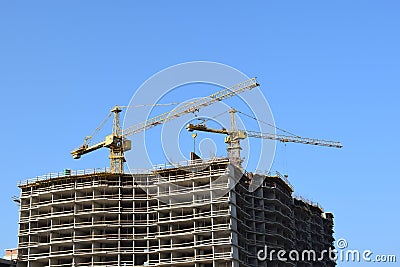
(71, 78, 259, 173)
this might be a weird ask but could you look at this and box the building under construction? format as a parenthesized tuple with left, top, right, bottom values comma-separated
(18, 157, 335, 267)
(18, 78, 340, 266)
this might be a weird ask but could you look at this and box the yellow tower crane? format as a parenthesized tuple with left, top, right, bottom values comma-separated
(186, 108, 342, 167)
(71, 78, 259, 173)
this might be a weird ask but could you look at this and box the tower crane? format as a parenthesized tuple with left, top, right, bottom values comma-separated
(186, 108, 342, 167)
(71, 78, 259, 173)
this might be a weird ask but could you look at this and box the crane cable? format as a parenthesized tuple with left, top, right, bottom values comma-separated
(85, 112, 113, 145)
(85, 103, 178, 146)
(235, 110, 300, 137)
(236, 109, 294, 174)
(194, 110, 230, 125)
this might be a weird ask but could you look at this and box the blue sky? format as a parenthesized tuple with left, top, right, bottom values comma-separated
(1, 1, 399, 265)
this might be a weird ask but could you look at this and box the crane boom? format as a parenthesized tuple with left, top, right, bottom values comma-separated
(122, 78, 259, 137)
(186, 124, 229, 135)
(186, 123, 342, 148)
(245, 131, 343, 148)
(72, 141, 107, 158)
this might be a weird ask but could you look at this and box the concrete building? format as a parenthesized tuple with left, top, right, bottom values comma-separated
(18, 157, 335, 267)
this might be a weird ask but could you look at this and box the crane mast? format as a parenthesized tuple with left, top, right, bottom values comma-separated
(226, 109, 247, 167)
(109, 106, 125, 174)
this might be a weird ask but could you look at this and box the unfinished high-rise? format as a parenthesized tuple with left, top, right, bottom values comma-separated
(18, 157, 335, 267)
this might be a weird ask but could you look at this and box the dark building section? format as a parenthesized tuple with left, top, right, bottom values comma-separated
(293, 199, 335, 267)
(0, 259, 17, 267)
(232, 172, 335, 267)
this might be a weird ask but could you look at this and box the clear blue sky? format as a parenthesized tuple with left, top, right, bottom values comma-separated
(1, 1, 399, 265)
